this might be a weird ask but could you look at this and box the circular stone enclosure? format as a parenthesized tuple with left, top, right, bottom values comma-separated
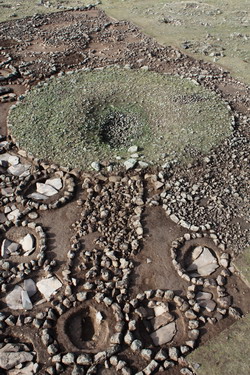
(9, 68, 232, 169)
(57, 302, 120, 353)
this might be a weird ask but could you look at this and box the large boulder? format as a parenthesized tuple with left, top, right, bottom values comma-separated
(0, 351, 33, 370)
(150, 322, 177, 346)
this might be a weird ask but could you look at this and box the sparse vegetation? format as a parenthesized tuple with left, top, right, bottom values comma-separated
(9, 68, 232, 169)
(99, 0, 250, 84)
(0, 1, 249, 84)
(234, 247, 250, 287)
(188, 313, 250, 375)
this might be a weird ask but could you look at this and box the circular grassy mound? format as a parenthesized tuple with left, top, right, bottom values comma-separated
(9, 68, 232, 169)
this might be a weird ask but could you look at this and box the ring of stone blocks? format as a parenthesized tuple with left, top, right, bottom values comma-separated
(169, 232, 234, 318)
(0, 219, 47, 284)
(170, 232, 231, 284)
(113, 289, 201, 373)
(15, 169, 76, 210)
(46, 298, 125, 368)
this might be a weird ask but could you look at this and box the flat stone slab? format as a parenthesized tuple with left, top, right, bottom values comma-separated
(198, 299, 216, 312)
(23, 279, 37, 297)
(136, 306, 154, 319)
(0, 153, 19, 166)
(7, 164, 30, 177)
(45, 177, 62, 190)
(21, 290, 33, 310)
(0, 212, 7, 223)
(1, 239, 12, 258)
(36, 276, 62, 300)
(150, 321, 177, 346)
(1, 187, 14, 197)
(36, 182, 58, 197)
(196, 292, 213, 301)
(188, 246, 219, 276)
(7, 209, 20, 222)
(0, 343, 30, 353)
(6, 286, 23, 310)
(196, 291, 216, 312)
(27, 192, 48, 201)
(20, 234, 35, 252)
(1, 239, 20, 258)
(192, 246, 203, 261)
(0, 351, 33, 370)
(154, 303, 169, 317)
(8, 361, 35, 375)
(151, 312, 175, 331)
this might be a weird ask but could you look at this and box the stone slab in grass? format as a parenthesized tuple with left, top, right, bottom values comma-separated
(188, 313, 250, 375)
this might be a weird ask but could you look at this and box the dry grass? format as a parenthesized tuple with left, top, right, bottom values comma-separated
(188, 313, 250, 375)
(99, 0, 250, 85)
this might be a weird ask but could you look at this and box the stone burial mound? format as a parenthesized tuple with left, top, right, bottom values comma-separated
(8, 67, 232, 170)
(0, 6, 249, 375)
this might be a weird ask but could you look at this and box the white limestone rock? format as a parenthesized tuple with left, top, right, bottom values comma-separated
(1, 187, 15, 197)
(0, 153, 19, 166)
(23, 279, 37, 297)
(6, 286, 23, 310)
(188, 247, 219, 276)
(151, 312, 175, 331)
(91, 162, 101, 172)
(0, 212, 7, 223)
(1, 239, 12, 258)
(45, 177, 63, 191)
(27, 192, 48, 200)
(124, 159, 137, 170)
(21, 290, 33, 310)
(36, 277, 62, 300)
(128, 145, 138, 153)
(0, 351, 33, 370)
(1, 239, 20, 258)
(8, 361, 37, 375)
(7, 209, 20, 222)
(7, 164, 30, 177)
(36, 183, 58, 197)
(154, 303, 169, 317)
(20, 234, 35, 252)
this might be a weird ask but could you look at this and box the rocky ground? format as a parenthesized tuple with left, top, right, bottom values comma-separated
(0, 6, 249, 375)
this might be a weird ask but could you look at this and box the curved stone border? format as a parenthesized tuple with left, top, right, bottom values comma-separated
(0, 53, 19, 82)
(15, 169, 76, 210)
(169, 232, 230, 284)
(100, 289, 199, 374)
(0, 306, 60, 372)
(45, 293, 124, 372)
(146, 191, 212, 232)
(6, 64, 236, 173)
(169, 233, 242, 323)
(0, 220, 47, 286)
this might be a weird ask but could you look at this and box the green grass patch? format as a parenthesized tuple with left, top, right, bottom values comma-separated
(99, 0, 250, 85)
(188, 313, 250, 375)
(0, 0, 85, 21)
(234, 247, 250, 287)
(9, 68, 232, 169)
